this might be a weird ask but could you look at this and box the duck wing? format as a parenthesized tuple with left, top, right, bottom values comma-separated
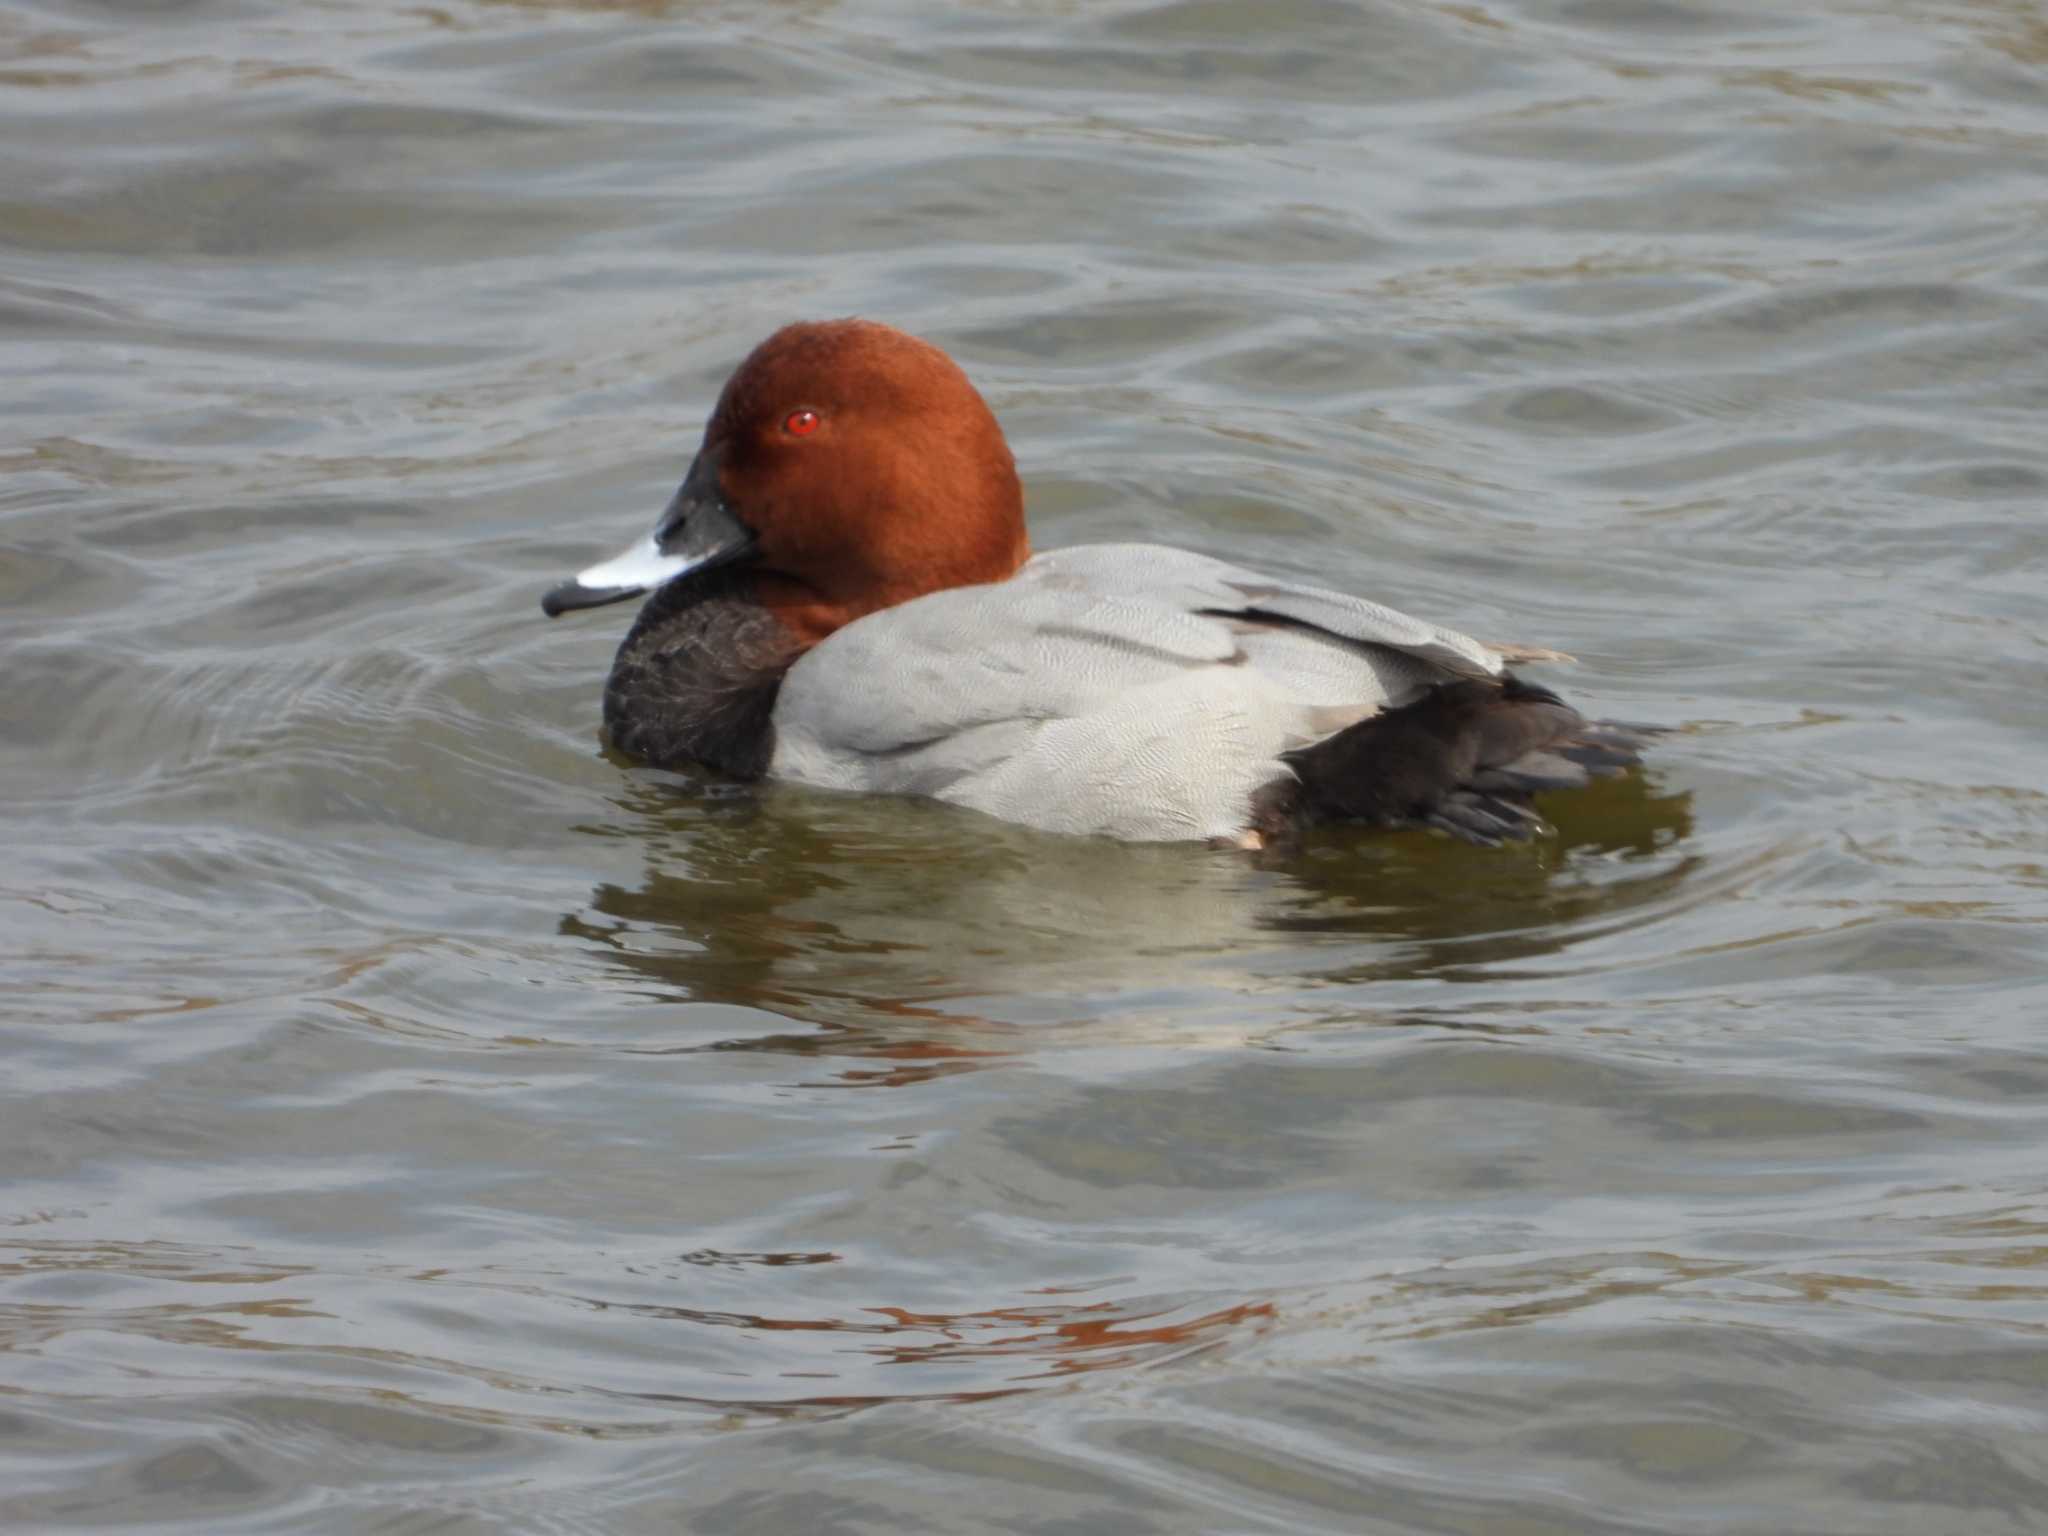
(770, 543, 1509, 840)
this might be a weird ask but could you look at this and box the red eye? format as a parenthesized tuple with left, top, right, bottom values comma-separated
(784, 409, 820, 437)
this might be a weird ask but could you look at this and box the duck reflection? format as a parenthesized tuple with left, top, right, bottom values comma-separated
(560, 764, 1695, 1076)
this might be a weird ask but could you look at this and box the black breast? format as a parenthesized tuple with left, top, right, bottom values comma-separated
(600, 570, 800, 781)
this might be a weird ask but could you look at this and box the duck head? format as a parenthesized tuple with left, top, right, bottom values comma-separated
(543, 319, 1030, 645)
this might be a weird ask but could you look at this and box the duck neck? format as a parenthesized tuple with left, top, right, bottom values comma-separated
(751, 534, 1032, 648)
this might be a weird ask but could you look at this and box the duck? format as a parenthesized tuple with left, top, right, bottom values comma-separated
(542, 319, 1647, 848)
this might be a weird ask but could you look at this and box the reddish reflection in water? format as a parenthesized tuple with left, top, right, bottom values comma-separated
(591, 1289, 1276, 1410)
(866, 1296, 1276, 1379)
(811, 1035, 1013, 1089)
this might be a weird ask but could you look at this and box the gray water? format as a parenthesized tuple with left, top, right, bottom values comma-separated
(4, 0, 2048, 1530)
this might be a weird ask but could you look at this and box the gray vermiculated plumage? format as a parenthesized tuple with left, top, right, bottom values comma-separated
(769, 543, 1517, 840)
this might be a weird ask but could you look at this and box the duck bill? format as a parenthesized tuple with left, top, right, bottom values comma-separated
(541, 449, 755, 618)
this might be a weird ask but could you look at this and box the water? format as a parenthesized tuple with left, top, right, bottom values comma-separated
(4, 0, 2047, 1529)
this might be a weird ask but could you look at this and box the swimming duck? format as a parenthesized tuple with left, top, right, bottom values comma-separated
(543, 319, 1645, 847)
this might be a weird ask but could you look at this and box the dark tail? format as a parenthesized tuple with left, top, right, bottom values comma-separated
(1281, 675, 1654, 846)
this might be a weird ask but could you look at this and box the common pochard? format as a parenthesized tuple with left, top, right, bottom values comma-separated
(543, 319, 1645, 847)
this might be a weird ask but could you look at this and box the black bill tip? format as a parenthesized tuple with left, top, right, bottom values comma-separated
(541, 580, 643, 619)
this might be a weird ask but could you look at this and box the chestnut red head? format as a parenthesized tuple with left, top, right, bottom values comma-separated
(543, 319, 1030, 646)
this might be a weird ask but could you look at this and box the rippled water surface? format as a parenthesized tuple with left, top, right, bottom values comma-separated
(5, 0, 2048, 1529)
